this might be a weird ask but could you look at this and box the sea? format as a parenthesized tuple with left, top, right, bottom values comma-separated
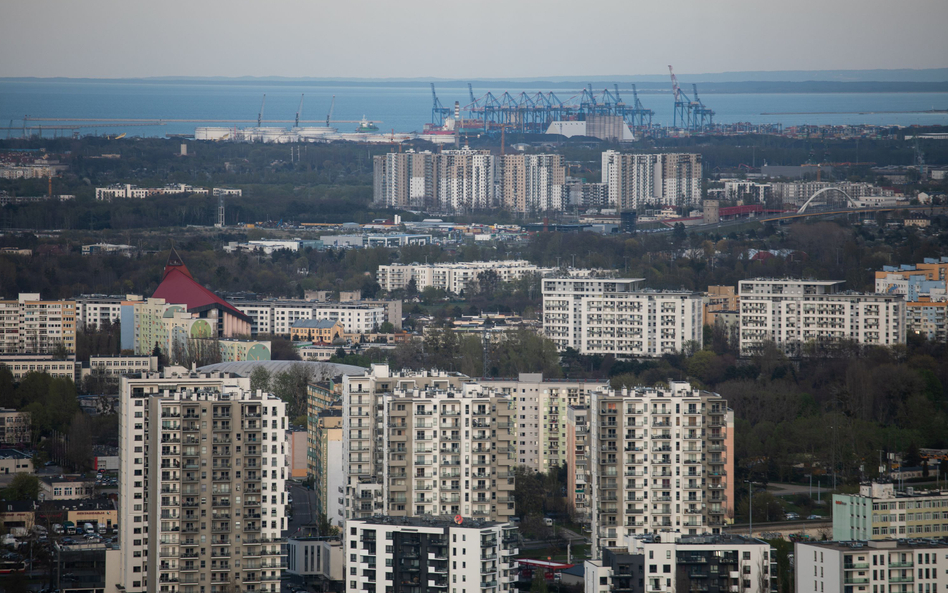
(1, 79, 947, 139)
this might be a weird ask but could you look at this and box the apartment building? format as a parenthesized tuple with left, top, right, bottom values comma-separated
(475, 374, 609, 472)
(342, 365, 515, 523)
(378, 261, 555, 295)
(233, 300, 390, 336)
(0, 293, 77, 354)
(497, 154, 566, 213)
(876, 259, 948, 342)
(0, 408, 32, 445)
(833, 482, 948, 541)
(542, 278, 703, 357)
(796, 539, 948, 593)
(572, 381, 733, 550)
(373, 151, 437, 210)
(602, 152, 702, 211)
(586, 533, 776, 593)
(438, 148, 496, 211)
(345, 517, 518, 593)
(312, 408, 345, 529)
(0, 354, 77, 381)
(118, 369, 288, 593)
(738, 279, 906, 356)
(75, 294, 139, 330)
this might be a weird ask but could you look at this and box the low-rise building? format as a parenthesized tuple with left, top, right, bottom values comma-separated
(40, 475, 95, 501)
(795, 539, 948, 593)
(586, 533, 776, 593)
(345, 517, 518, 593)
(0, 449, 32, 475)
(0, 354, 77, 381)
(378, 260, 555, 295)
(833, 482, 948, 541)
(0, 407, 32, 445)
(286, 533, 344, 587)
(83, 355, 159, 379)
(290, 319, 344, 343)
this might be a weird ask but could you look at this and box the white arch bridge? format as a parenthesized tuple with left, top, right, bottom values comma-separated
(797, 187, 860, 214)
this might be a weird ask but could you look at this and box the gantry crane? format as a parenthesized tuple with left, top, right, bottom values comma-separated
(257, 94, 266, 128)
(295, 94, 304, 128)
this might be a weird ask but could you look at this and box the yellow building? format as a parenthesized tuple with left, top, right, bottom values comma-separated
(289, 319, 343, 344)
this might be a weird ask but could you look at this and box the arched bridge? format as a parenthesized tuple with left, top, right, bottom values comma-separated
(797, 187, 860, 214)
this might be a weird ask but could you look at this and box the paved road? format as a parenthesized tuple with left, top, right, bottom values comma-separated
(286, 481, 317, 537)
(767, 481, 831, 498)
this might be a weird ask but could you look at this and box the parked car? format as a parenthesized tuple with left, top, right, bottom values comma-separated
(785, 512, 799, 520)
(807, 514, 822, 520)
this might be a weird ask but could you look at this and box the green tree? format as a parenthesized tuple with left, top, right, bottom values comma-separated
(1, 473, 41, 501)
(250, 366, 272, 393)
(379, 321, 395, 334)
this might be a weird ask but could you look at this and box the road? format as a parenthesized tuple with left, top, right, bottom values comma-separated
(285, 481, 317, 537)
(767, 481, 830, 498)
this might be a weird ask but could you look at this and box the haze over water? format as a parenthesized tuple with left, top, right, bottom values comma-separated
(1, 79, 947, 138)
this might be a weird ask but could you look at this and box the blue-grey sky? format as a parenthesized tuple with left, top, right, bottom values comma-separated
(2, 0, 947, 79)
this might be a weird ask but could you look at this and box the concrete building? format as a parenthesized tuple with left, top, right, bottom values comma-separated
(586, 533, 776, 593)
(542, 278, 703, 357)
(118, 368, 288, 593)
(0, 448, 32, 475)
(475, 374, 609, 473)
(311, 408, 345, 528)
(875, 259, 948, 342)
(0, 293, 77, 354)
(497, 153, 566, 213)
(575, 381, 734, 550)
(233, 299, 394, 336)
(286, 533, 344, 585)
(832, 482, 948, 541)
(602, 152, 702, 211)
(85, 355, 159, 378)
(290, 319, 344, 344)
(343, 365, 515, 523)
(40, 475, 95, 500)
(795, 539, 948, 593)
(738, 279, 906, 356)
(345, 517, 518, 593)
(95, 183, 211, 201)
(565, 181, 610, 209)
(378, 260, 555, 295)
(75, 294, 138, 330)
(0, 354, 77, 381)
(0, 408, 32, 445)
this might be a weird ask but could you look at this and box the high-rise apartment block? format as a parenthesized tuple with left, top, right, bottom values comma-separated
(542, 278, 703, 357)
(372, 150, 567, 213)
(738, 279, 906, 357)
(118, 369, 288, 593)
(345, 517, 518, 593)
(574, 381, 733, 551)
(378, 261, 555, 295)
(342, 365, 516, 523)
(795, 539, 948, 593)
(832, 482, 948, 541)
(602, 152, 702, 211)
(0, 293, 77, 354)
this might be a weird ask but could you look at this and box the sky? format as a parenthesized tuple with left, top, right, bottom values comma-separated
(2, 0, 947, 79)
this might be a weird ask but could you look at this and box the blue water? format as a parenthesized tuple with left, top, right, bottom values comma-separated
(1, 79, 946, 138)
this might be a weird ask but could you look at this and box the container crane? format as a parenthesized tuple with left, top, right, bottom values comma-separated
(430, 83, 452, 127)
(668, 65, 688, 129)
(295, 94, 304, 128)
(257, 94, 266, 128)
(691, 84, 714, 130)
(326, 96, 334, 127)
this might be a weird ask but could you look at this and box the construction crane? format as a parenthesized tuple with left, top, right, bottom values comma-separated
(257, 94, 266, 128)
(326, 96, 335, 127)
(295, 94, 304, 128)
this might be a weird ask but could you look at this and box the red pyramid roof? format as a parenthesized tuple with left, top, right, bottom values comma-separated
(152, 249, 250, 323)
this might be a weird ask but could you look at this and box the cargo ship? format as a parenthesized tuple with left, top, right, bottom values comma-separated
(355, 116, 379, 133)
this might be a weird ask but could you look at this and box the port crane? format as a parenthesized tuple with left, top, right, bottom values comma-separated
(430, 83, 453, 127)
(295, 94, 304, 128)
(668, 66, 714, 131)
(257, 94, 266, 127)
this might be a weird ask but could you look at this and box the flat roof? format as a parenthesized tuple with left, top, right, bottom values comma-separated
(802, 539, 948, 552)
(352, 516, 509, 529)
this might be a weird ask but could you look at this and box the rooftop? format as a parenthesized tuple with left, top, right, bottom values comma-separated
(351, 515, 510, 529)
(803, 539, 948, 552)
(291, 319, 342, 329)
